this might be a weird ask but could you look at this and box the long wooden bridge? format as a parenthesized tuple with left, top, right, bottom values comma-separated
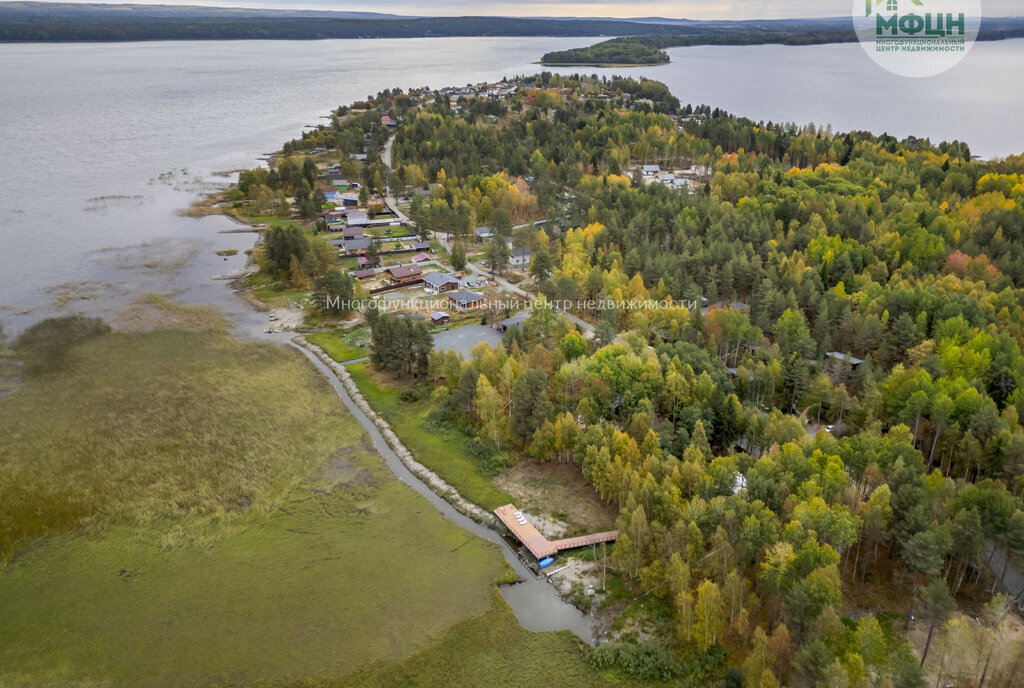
(494, 504, 618, 560)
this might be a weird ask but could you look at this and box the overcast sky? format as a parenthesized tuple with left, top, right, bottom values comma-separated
(56, 1, 1023, 20)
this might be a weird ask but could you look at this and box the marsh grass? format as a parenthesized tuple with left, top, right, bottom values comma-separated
(0, 307, 516, 685)
(337, 593, 649, 688)
(0, 307, 356, 557)
(0, 473, 510, 686)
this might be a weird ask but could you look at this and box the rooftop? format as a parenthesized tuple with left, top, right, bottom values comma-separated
(387, 265, 422, 279)
(449, 289, 485, 304)
(423, 271, 461, 287)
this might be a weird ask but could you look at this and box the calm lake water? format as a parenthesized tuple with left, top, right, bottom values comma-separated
(1, 37, 1023, 335)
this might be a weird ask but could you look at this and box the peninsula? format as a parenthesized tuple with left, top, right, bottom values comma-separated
(4, 67, 1024, 688)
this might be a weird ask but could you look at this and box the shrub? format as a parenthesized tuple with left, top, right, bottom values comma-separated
(14, 315, 111, 375)
(463, 437, 512, 476)
(586, 641, 682, 681)
(399, 386, 424, 403)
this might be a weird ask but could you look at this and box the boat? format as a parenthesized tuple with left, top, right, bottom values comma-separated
(538, 557, 554, 568)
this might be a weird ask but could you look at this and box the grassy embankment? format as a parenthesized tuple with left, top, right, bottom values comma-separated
(345, 361, 513, 511)
(306, 327, 370, 362)
(0, 305, 523, 686)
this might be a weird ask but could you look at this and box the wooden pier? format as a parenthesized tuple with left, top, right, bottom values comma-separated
(494, 504, 618, 560)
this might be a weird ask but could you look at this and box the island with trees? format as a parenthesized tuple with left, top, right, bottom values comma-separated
(541, 41, 670, 66)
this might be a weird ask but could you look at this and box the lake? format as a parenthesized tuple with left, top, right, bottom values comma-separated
(1, 37, 1022, 335)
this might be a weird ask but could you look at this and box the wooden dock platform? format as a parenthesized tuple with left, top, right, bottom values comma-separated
(494, 504, 618, 560)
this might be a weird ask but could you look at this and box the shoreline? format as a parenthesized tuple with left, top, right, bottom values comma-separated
(292, 335, 612, 632)
(192, 130, 605, 623)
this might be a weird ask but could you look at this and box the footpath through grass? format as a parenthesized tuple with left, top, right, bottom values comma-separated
(345, 361, 513, 510)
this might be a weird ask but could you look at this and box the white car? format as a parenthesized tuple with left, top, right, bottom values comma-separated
(825, 425, 835, 433)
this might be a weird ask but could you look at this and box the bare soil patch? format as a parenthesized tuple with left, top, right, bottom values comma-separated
(494, 459, 618, 533)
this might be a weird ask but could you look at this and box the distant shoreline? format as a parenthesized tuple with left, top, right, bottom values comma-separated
(3, 4, 1021, 45)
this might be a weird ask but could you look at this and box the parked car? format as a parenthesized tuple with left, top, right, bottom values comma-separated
(826, 425, 835, 433)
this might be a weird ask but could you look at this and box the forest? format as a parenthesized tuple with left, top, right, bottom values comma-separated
(538, 18, 1024, 67)
(541, 42, 670, 66)
(325, 73, 1024, 687)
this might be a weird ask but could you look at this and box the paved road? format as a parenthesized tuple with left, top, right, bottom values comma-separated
(380, 136, 410, 223)
(553, 307, 595, 335)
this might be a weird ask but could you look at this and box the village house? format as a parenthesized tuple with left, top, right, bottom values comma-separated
(825, 351, 864, 369)
(353, 268, 377, 281)
(385, 265, 423, 285)
(824, 352, 864, 380)
(641, 164, 660, 175)
(342, 237, 371, 255)
(430, 311, 451, 326)
(342, 227, 364, 240)
(422, 271, 461, 294)
(448, 290, 486, 311)
(346, 209, 369, 226)
(410, 252, 431, 263)
(494, 310, 529, 333)
(475, 226, 494, 243)
(505, 238, 531, 267)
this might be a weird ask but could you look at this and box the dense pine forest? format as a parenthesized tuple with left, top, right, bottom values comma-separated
(249, 72, 1024, 687)
(541, 41, 671, 66)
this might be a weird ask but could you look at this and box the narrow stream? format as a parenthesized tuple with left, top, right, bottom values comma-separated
(291, 343, 599, 643)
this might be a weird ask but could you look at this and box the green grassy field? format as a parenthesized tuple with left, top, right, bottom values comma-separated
(0, 479, 510, 687)
(246, 271, 309, 306)
(345, 362, 513, 510)
(0, 311, 511, 686)
(306, 328, 369, 362)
